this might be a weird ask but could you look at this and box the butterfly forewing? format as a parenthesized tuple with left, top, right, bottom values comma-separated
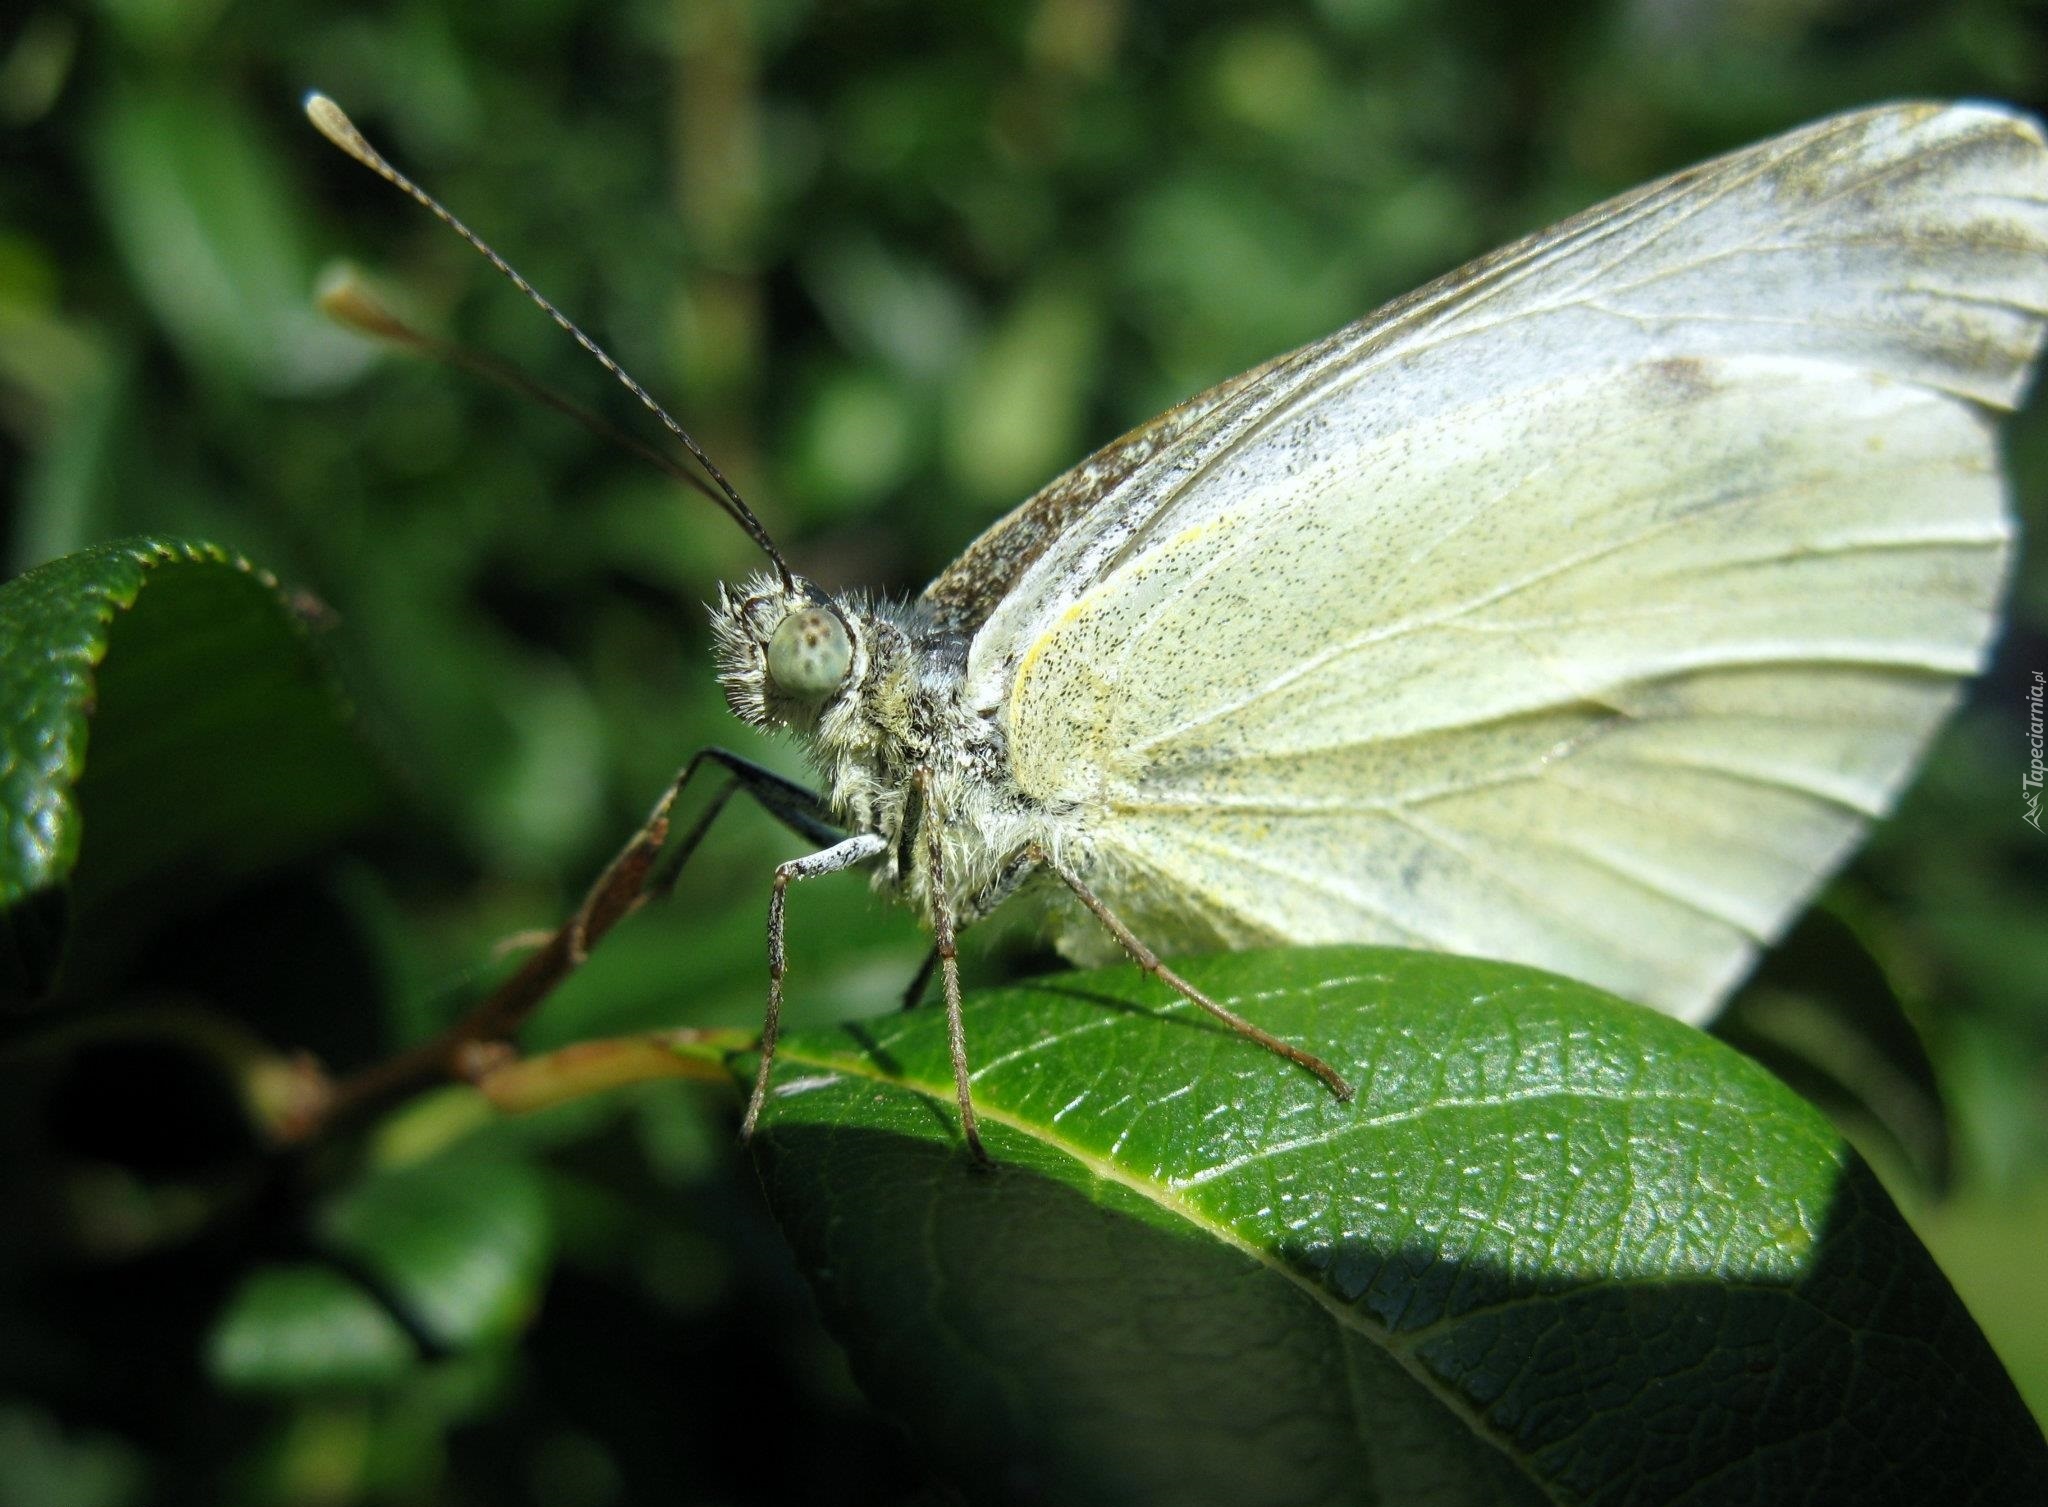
(919, 360, 1285, 636)
(982, 101, 2047, 1022)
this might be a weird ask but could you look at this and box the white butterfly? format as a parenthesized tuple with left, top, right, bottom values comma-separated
(312, 98, 2048, 1160)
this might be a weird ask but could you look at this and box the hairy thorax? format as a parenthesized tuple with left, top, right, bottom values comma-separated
(709, 571, 1059, 925)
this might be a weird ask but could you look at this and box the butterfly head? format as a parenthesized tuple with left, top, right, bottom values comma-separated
(712, 572, 877, 731)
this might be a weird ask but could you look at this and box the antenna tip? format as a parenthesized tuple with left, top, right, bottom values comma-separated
(303, 92, 379, 170)
(314, 263, 423, 349)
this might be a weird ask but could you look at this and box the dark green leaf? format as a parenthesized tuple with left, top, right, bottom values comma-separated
(208, 1264, 418, 1392)
(1718, 903, 1951, 1193)
(316, 1156, 552, 1352)
(751, 946, 2045, 1507)
(0, 537, 390, 1003)
(0, 1404, 148, 1507)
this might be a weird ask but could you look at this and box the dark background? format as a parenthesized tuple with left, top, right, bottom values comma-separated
(2, 0, 2045, 1501)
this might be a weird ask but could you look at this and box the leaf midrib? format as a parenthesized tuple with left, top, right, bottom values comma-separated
(772, 1040, 1565, 1503)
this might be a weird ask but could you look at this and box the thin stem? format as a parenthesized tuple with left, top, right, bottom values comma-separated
(285, 780, 690, 1142)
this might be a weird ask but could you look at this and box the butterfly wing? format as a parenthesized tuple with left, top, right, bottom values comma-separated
(985, 101, 2048, 1022)
(919, 359, 1285, 636)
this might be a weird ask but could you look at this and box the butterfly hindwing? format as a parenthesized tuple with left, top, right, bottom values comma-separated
(987, 102, 2048, 1020)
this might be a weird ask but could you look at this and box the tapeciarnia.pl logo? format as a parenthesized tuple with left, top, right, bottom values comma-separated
(2026, 669, 2045, 833)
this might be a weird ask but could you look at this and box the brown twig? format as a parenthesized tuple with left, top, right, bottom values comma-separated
(279, 785, 692, 1143)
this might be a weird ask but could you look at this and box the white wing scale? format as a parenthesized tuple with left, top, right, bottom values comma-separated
(979, 103, 2048, 1021)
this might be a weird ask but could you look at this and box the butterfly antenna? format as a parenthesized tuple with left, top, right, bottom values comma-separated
(304, 92, 794, 589)
(317, 268, 730, 508)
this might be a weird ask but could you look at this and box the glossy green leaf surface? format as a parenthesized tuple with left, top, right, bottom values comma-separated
(751, 947, 2044, 1507)
(0, 537, 389, 1001)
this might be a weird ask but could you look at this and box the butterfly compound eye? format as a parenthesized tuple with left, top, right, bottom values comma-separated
(765, 606, 853, 700)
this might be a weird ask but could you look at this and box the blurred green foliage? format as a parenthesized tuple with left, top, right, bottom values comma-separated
(2, 0, 2046, 1502)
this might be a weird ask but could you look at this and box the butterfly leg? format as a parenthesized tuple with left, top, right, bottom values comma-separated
(913, 769, 992, 1164)
(740, 831, 889, 1143)
(899, 848, 1039, 1010)
(928, 890, 985, 1164)
(643, 748, 844, 906)
(500, 749, 838, 980)
(1026, 845, 1355, 1102)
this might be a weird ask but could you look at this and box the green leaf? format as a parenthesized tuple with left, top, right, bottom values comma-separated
(316, 1157, 552, 1353)
(87, 79, 367, 393)
(0, 537, 390, 1002)
(0, 1403, 148, 1507)
(1716, 903, 1952, 1193)
(749, 946, 2045, 1507)
(208, 1265, 418, 1392)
